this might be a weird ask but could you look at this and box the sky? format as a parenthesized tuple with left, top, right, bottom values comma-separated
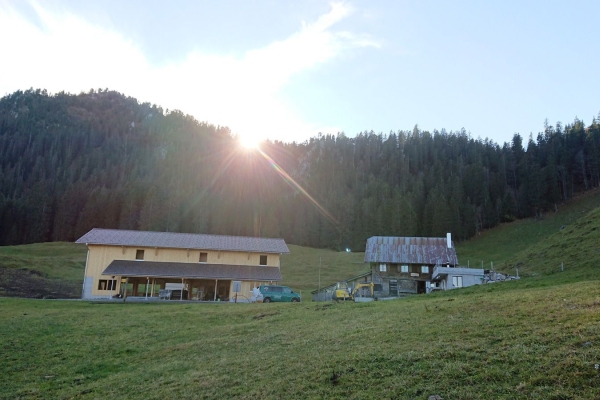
(1, 0, 599, 146)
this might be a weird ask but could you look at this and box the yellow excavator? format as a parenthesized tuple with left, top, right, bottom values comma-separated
(332, 282, 374, 302)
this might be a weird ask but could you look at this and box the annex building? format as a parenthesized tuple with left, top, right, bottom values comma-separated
(366, 234, 475, 296)
(312, 233, 484, 301)
(76, 228, 290, 301)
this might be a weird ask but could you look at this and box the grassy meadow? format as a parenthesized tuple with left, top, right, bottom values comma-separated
(2, 190, 600, 398)
(455, 188, 600, 272)
(0, 242, 87, 298)
(2, 280, 600, 399)
(281, 244, 367, 294)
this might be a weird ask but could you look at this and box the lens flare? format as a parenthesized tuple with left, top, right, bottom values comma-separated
(256, 147, 338, 226)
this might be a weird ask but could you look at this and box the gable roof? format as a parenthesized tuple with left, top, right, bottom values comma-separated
(103, 260, 282, 281)
(76, 228, 290, 254)
(364, 236, 458, 265)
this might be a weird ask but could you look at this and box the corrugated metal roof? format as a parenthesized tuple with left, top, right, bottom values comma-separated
(76, 228, 290, 254)
(102, 260, 282, 281)
(364, 236, 458, 265)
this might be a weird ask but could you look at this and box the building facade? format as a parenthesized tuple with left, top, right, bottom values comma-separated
(76, 228, 290, 301)
(365, 235, 483, 297)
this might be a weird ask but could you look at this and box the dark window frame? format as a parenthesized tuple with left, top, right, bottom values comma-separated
(135, 249, 144, 260)
(98, 279, 117, 291)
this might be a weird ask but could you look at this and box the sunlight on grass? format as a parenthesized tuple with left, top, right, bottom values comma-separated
(2, 281, 600, 398)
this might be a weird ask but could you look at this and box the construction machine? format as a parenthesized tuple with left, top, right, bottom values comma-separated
(332, 282, 374, 302)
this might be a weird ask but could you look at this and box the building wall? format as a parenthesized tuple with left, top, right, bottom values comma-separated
(440, 269, 484, 290)
(83, 244, 281, 299)
(371, 262, 434, 297)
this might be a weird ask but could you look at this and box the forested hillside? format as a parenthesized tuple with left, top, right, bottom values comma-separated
(1, 89, 599, 250)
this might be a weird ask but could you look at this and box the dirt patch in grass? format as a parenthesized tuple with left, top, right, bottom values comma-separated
(0, 267, 80, 299)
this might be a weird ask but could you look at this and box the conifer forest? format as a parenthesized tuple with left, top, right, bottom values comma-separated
(1, 89, 599, 250)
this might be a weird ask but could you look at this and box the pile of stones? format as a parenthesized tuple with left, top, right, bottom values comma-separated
(483, 270, 520, 283)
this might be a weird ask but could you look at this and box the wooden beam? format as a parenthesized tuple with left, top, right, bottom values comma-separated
(123, 277, 129, 302)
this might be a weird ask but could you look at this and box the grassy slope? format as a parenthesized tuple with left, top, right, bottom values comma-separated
(2, 194, 600, 397)
(0, 242, 87, 281)
(504, 205, 600, 281)
(281, 245, 367, 293)
(455, 188, 600, 272)
(0, 242, 87, 298)
(2, 282, 600, 399)
(0, 188, 598, 297)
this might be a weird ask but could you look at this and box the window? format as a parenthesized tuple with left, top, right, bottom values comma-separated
(98, 279, 117, 291)
(135, 249, 144, 260)
(452, 276, 463, 288)
(260, 255, 268, 265)
(199, 252, 208, 262)
(421, 266, 430, 274)
(399, 265, 409, 273)
(379, 263, 387, 272)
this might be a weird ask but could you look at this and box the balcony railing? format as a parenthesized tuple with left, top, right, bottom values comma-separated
(432, 266, 484, 280)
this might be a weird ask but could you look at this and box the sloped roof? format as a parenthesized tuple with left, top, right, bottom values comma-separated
(103, 260, 282, 281)
(364, 236, 458, 265)
(76, 228, 290, 254)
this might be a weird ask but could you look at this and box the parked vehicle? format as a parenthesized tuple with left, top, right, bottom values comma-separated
(332, 282, 374, 302)
(259, 285, 301, 303)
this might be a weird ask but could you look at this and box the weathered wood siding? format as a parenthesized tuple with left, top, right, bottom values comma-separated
(371, 262, 434, 297)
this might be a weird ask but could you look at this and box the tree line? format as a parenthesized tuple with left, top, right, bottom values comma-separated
(1, 89, 599, 250)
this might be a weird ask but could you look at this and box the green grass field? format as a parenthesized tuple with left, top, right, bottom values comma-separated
(2, 281, 600, 399)
(455, 188, 600, 272)
(2, 190, 600, 398)
(0, 242, 87, 298)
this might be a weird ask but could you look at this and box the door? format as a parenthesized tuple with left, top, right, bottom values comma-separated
(282, 286, 292, 301)
(272, 286, 283, 301)
(389, 279, 398, 296)
(452, 276, 463, 288)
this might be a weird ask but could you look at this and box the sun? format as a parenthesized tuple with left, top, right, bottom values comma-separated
(239, 134, 260, 149)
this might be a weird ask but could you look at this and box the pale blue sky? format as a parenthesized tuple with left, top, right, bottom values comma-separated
(1, 1, 599, 145)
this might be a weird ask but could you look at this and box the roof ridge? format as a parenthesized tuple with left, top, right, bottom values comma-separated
(87, 228, 286, 241)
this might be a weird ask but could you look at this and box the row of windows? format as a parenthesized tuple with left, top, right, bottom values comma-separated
(98, 279, 117, 290)
(379, 264, 430, 274)
(134, 249, 268, 265)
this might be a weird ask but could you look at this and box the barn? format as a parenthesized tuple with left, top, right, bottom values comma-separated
(365, 234, 484, 297)
(76, 228, 290, 301)
(312, 234, 485, 301)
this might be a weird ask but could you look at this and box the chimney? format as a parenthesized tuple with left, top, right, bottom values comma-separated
(447, 232, 452, 249)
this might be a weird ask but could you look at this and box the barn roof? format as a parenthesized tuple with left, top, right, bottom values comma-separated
(103, 260, 282, 281)
(364, 236, 458, 265)
(76, 228, 290, 254)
